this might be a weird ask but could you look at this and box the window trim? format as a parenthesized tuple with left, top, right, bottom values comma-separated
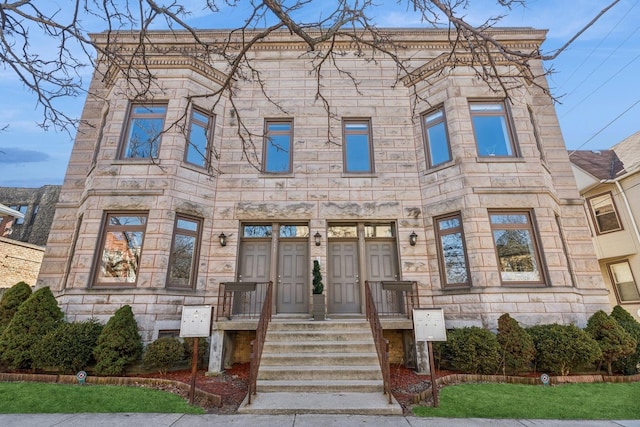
(469, 100, 518, 158)
(92, 211, 148, 288)
(262, 118, 294, 174)
(607, 260, 640, 303)
(587, 192, 623, 235)
(421, 106, 452, 168)
(118, 103, 168, 160)
(489, 209, 546, 286)
(434, 212, 471, 288)
(166, 214, 203, 289)
(184, 107, 214, 169)
(342, 118, 374, 174)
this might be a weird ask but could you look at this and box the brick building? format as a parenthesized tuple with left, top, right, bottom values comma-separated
(37, 28, 610, 372)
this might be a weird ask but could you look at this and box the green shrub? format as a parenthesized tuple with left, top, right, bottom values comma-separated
(586, 310, 636, 375)
(441, 327, 501, 374)
(93, 305, 143, 376)
(0, 282, 32, 335)
(0, 287, 63, 369)
(184, 337, 209, 368)
(33, 318, 103, 373)
(143, 338, 185, 375)
(528, 324, 601, 376)
(610, 306, 640, 375)
(497, 313, 535, 375)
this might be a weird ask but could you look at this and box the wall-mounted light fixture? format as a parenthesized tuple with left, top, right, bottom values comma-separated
(409, 231, 417, 246)
(219, 232, 227, 247)
(314, 232, 322, 246)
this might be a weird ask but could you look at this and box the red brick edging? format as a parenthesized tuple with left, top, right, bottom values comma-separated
(0, 372, 222, 407)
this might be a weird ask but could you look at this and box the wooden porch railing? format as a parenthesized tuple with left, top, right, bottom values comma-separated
(247, 281, 273, 405)
(364, 280, 392, 404)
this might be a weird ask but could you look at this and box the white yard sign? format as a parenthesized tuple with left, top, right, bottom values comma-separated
(180, 305, 212, 338)
(413, 308, 447, 342)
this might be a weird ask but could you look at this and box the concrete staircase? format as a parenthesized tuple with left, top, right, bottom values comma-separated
(238, 319, 402, 415)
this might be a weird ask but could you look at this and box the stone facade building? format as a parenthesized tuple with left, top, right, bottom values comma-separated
(0, 185, 61, 246)
(37, 28, 610, 370)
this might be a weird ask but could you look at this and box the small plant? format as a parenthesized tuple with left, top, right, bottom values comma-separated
(497, 313, 535, 375)
(143, 337, 185, 375)
(0, 281, 32, 335)
(528, 323, 601, 376)
(34, 318, 103, 373)
(0, 287, 63, 370)
(312, 260, 323, 294)
(93, 305, 143, 376)
(611, 305, 640, 374)
(441, 327, 501, 374)
(586, 310, 636, 375)
(184, 337, 209, 368)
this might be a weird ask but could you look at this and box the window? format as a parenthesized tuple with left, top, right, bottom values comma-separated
(588, 193, 622, 234)
(30, 204, 39, 225)
(279, 225, 309, 238)
(490, 210, 544, 284)
(263, 119, 293, 173)
(608, 261, 640, 302)
(470, 101, 516, 157)
(343, 119, 373, 173)
(435, 213, 470, 287)
(185, 108, 213, 168)
(9, 205, 27, 225)
(422, 107, 452, 168)
(120, 104, 167, 159)
(167, 216, 202, 289)
(94, 213, 147, 286)
(243, 225, 273, 238)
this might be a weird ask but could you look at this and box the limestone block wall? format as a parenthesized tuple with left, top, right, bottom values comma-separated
(0, 237, 44, 288)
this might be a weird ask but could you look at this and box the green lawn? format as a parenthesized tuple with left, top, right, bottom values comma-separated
(0, 382, 204, 414)
(413, 382, 640, 419)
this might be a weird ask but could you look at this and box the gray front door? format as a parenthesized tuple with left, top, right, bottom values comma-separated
(237, 240, 271, 313)
(328, 241, 360, 314)
(277, 241, 308, 313)
(366, 240, 400, 313)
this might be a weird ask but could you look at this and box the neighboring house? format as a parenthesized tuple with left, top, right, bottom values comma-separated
(569, 131, 640, 320)
(0, 185, 61, 246)
(37, 28, 610, 371)
(0, 203, 43, 288)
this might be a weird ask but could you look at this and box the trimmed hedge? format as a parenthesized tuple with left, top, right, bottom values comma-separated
(586, 310, 636, 375)
(528, 323, 601, 376)
(497, 313, 535, 375)
(93, 305, 142, 376)
(0, 282, 32, 335)
(0, 287, 63, 370)
(441, 327, 501, 374)
(34, 318, 103, 374)
(610, 306, 640, 375)
(143, 337, 185, 375)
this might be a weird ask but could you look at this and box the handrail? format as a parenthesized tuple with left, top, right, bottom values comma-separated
(365, 280, 392, 404)
(247, 280, 273, 405)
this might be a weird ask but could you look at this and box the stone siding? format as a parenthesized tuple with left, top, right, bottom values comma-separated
(0, 237, 44, 287)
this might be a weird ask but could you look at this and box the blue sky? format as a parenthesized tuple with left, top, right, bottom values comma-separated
(0, 0, 638, 188)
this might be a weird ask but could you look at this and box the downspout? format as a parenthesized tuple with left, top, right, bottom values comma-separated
(603, 166, 640, 248)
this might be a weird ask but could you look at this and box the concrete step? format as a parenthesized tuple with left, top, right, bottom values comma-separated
(265, 330, 373, 342)
(267, 320, 369, 331)
(255, 379, 384, 393)
(263, 340, 376, 353)
(238, 391, 403, 415)
(260, 351, 379, 366)
(257, 365, 383, 381)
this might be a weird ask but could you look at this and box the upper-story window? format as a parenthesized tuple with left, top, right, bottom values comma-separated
(9, 205, 27, 225)
(422, 107, 452, 168)
(343, 119, 373, 173)
(608, 260, 640, 303)
(167, 215, 202, 289)
(470, 101, 517, 157)
(93, 212, 148, 287)
(263, 119, 293, 173)
(435, 213, 470, 288)
(185, 108, 214, 168)
(490, 210, 545, 285)
(120, 104, 167, 159)
(588, 192, 623, 235)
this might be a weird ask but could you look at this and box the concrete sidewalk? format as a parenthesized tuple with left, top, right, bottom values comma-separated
(0, 414, 639, 427)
